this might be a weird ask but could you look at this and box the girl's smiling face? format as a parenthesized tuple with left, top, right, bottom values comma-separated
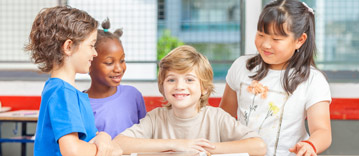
(255, 23, 306, 70)
(163, 69, 202, 114)
(89, 39, 126, 87)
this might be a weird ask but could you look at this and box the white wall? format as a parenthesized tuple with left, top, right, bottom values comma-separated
(245, 0, 262, 54)
(69, 0, 158, 80)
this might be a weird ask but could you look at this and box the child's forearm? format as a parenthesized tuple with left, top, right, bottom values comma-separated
(307, 128, 332, 154)
(59, 136, 98, 156)
(306, 101, 332, 154)
(204, 137, 266, 156)
(113, 135, 173, 154)
(74, 140, 98, 156)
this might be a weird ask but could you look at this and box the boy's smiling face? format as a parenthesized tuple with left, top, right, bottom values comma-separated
(69, 30, 98, 74)
(163, 69, 202, 113)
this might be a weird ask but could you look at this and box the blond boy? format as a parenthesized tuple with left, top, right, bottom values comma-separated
(113, 45, 266, 155)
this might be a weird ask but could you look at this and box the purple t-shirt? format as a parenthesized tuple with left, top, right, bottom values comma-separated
(89, 85, 147, 138)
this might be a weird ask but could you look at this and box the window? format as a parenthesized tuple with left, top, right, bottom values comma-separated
(181, 0, 240, 31)
(0, 0, 58, 63)
(157, 0, 166, 31)
(0, 0, 59, 80)
(159, 0, 241, 80)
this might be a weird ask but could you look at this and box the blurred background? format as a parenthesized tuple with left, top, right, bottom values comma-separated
(1, 0, 358, 81)
(0, 0, 358, 155)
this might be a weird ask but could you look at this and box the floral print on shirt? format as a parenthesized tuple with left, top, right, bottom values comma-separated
(238, 80, 289, 155)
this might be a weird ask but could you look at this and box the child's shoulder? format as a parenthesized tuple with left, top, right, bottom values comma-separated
(309, 67, 324, 75)
(296, 67, 329, 90)
(308, 67, 328, 82)
(203, 105, 221, 111)
(44, 78, 76, 92)
(149, 106, 169, 113)
(233, 55, 255, 64)
(201, 106, 237, 122)
(45, 77, 64, 85)
(146, 107, 170, 118)
(42, 78, 82, 102)
(229, 55, 256, 71)
(202, 106, 231, 116)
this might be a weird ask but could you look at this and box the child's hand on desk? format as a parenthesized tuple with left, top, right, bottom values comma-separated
(90, 131, 114, 156)
(289, 141, 317, 156)
(170, 138, 215, 153)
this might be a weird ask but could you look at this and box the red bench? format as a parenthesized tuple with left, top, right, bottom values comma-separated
(0, 96, 358, 120)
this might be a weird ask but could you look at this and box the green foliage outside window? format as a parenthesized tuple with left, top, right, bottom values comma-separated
(157, 29, 184, 61)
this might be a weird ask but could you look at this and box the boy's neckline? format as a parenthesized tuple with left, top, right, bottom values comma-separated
(170, 106, 202, 119)
(50, 74, 76, 87)
(168, 107, 207, 127)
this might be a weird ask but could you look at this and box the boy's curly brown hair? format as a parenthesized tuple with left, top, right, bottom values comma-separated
(26, 6, 98, 72)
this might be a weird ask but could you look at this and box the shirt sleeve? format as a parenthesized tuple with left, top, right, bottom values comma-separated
(136, 90, 147, 120)
(305, 70, 332, 110)
(226, 56, 248, 91)
(121, 111, 154, 139)
(48, 86, 86, 142)
(219, 109, 260, 141)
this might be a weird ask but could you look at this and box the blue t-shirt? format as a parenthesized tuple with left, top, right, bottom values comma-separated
(34, 78, 98, 156)
(90, 85, 147, 138)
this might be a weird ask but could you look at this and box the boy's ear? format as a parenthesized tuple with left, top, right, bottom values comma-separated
(62, 39, 73, 56)
(295, 33, 307, 49)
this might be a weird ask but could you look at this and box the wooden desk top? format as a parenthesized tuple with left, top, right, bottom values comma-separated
(0, 110, 38, 122)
